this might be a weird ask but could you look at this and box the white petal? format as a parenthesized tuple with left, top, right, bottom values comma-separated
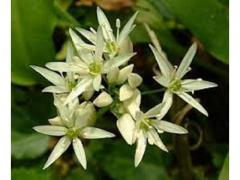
(135, 111, 145, 122)
(118, 37, 133, 54)
(149, 45, 172, 78)
(45, 62, 71, 73)
(48, 116, 63, 126)
(74, 103, 96, 128)
(128, 73, 142, 88)
(148, 129, 168, 152)
(72, 138, 87, 169)
(66, 41, 74, 62)
(177, 92, 208, 116)
(117, 64, 134, 84)
(33, 125, 67, 136)
(156, 90, 173, 119)
(69, 29, 95, 52)
(145, 102, 166, 118)
(76, 27, 96, 44)
(153, 75, 169, 87)
(96, 7, 114, 41)
(30, 65, 64, 86)
(43, 136, 71, 169)
(64, 78, 92, 105)
(117, 114, 136, 145)
(95, 26, 104, 59)
(119, 84, 134, 101)
(123, 89, 141, 118)
(103, 53, 136, 73)
(107, 67, 119, 84)
(181, 79, 218, 92)
(156, 120, 188, 134)
(118, 11, 138, 45)
(175, 43, 197, 79)
(134, 131, 147, 167)
(42, 86, 69, 94)
(93, 91, 113, 107)
(80, 127, 115, 139)
(93, 75, 102, 91)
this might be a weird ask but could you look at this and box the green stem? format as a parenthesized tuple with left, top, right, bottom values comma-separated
(141, 88, 165, 95)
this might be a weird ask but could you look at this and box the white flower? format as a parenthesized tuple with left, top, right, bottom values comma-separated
(146, 25, 217, 116)
(33, 96, 115, 169)
(116, 102, 188, 167)
(60, 26, 135, 104)
(76, 7, 138, 57)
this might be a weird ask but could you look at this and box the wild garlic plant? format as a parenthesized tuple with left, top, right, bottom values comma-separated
(31, 7, 217, 169)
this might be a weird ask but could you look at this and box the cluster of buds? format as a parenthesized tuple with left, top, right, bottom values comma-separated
(31, 7, 217, 169)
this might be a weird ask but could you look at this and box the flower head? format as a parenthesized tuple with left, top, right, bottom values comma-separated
(146, 25, 217, 116)
(33, 95, 115, 169)
(117, 102, 188, 167)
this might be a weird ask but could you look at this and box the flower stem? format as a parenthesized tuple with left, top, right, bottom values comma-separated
(141, 88, 165, 95)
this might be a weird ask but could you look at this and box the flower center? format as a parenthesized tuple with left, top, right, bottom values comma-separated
(89, 62, 102, 76)
(106, 41, 119, 55)
(139, 118, 153, 131)
(67, 80, 77, 90)
(169, 79, 182, 92)
(66, 127, 80, 139)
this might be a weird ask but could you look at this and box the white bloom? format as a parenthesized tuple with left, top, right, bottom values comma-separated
(33, 96, 115, 169)
(76, 7, 138, 57)
(117, 102, 188, 167)
(146, 25, 217, 116)
(30, 42, 86, 98)
(58, 26, 136, 104)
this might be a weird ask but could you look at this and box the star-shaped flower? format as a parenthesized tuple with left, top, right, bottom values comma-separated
(75, 7, 138, 58)
(33, 95, 115, 169)
(146, 25, 217, 116)
(30, 42, 78, 94)
(117, 102, 188, 167)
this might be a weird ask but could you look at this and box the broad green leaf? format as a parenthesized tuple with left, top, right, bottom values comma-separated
(12, 86, 54, 133)
(12, 131, 50, 159)
(87, 140, 171, 180)
(67, 168, 94, 180)
(11, 0, 78, 86)
(12, 0, 57, 85)
(218, 153, 229, 180)
(133, 0, 185, 57)
(160, 0, 229, 63)
(12, 168, 52, 180)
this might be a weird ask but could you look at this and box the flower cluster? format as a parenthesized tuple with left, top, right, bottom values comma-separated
(31, 7, 217, 169)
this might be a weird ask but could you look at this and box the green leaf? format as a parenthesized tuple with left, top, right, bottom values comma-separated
(67, 168, 94, 180)
(87, 140, 171, 180)
(12, 86, 54, 133)
(12, 0, 58, 85)
(11, 0, 78, 86)
(12, 168, 52, 180)
(12, 131, 50, 160)
(160, 0, 229, 63)
(218, 153, 229, 180)
(133, 0, 185, 57)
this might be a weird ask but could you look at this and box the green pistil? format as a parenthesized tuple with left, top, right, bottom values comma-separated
(68, 81, 77, 90)
(66, 128, 80, 139)
(106, 41, 119, 54)
(89, 62, 102, 76)
(169, 79, 182, 92)
(139, 118, 153, 131)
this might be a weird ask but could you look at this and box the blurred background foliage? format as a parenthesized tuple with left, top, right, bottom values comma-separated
(11, 0, 229, 179)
